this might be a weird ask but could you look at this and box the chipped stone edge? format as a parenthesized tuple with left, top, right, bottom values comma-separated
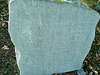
(9, 0, 14, 4)
(15, 47, 21, 66)
(77, 68, 86, 75)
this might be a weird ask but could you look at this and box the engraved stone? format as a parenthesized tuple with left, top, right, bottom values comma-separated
(8, 0, 100, 75)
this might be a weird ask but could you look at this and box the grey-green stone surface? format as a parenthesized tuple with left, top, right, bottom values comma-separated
(8, 0, 100, 75)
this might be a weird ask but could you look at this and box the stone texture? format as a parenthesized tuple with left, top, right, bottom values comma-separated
(8, 0, 100, 75)
(77, 68, 85, 75)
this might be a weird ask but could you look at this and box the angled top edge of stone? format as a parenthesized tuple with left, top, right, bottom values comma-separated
(9, 0, 100, 18)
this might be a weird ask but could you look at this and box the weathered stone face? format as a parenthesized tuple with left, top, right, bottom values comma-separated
(8, 0, 100, 75)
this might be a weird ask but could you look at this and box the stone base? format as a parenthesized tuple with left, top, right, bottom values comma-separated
(53, 68, 85, 75)
(77, 69, 85, 75)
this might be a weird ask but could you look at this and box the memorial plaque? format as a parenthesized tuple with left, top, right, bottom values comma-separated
(8, 0, 100, 75)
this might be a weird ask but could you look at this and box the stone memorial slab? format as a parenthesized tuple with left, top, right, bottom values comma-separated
(8, 0, 100, 75)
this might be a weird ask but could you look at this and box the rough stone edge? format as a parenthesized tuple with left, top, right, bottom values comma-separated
(15, 47, 21, 66)
(77, 68, 86, 75)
